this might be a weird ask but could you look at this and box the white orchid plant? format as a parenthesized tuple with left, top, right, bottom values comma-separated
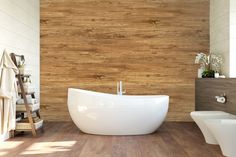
(195, 52, 209, 69)
(210, 53, 223, 72)
(195, 52, 223, 72)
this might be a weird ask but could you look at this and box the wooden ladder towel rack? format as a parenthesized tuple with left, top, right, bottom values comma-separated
(10, 53, 44, 137)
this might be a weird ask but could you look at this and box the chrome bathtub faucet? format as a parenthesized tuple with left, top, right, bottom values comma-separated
(117, 81, 126, 95)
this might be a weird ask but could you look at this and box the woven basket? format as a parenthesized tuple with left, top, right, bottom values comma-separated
(16, 120, 43, 130)
(16, 103, 40, 112)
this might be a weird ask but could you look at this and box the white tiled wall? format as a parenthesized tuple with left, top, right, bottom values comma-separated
(230, 0, 236, 77)
(210, 0, 236, 78)
(0, 0, 40, 97)
(210, 0, 230, 77)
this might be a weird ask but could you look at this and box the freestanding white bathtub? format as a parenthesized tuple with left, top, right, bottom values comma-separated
(67, 88, 169, 135)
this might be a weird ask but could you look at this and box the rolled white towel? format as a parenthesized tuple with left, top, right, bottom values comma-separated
(19, 67, 32, 75)
(18, 84, 35, 93)
(17, 98, 38, 105)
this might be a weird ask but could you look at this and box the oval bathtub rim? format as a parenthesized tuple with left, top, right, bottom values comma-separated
(68, 88, 169, 99)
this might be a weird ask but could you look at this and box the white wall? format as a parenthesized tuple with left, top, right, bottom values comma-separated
(210, 0, 230, 76)
(210, 0, 236, 77)
(0, 0, 40, 141)
(230, 0, 236, 77)
(0, 0, 40, 96)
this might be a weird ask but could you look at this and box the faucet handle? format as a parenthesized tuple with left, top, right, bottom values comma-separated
(117, 82, 119, 94)
(215, 94, 227, 104)
(123, 89, 126, 94)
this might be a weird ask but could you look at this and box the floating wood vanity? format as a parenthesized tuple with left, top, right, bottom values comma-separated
(195, 78, 236, 115)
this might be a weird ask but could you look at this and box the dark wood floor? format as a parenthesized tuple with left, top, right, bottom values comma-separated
(0, 122, 223, 157)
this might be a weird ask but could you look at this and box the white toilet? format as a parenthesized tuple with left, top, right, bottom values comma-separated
(206, 119, 236, 157)
(190, 111, 232, 144)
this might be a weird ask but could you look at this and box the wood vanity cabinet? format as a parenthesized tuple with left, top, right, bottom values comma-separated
(195, 78, 236, 115)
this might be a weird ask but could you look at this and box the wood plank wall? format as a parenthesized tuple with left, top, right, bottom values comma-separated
(40, 0, 209, 121)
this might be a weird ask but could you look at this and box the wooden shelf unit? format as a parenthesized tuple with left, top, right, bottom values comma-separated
(10, 53, 44, 137)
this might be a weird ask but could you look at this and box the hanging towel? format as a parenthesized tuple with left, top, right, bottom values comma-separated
(0, 50, 19, 135)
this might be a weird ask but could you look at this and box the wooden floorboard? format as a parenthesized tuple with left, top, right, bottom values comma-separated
(0, 122, 223, 157)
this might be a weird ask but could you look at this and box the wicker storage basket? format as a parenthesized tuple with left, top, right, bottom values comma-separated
(16, 120, 43, 130)
(16, 103, 40, 112)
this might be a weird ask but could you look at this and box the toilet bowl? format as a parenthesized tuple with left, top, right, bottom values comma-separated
(205, 119, 236, 157)
(190, 111, 231, 144)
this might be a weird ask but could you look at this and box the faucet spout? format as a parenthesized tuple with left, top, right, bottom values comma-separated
(117, 81, 125, 95)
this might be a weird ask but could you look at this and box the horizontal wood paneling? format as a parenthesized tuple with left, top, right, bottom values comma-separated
(40, 0, 209, 121)
(0, 0, 40, 98)
(196, 78, 236, 114)
(0, 0, 39, 141)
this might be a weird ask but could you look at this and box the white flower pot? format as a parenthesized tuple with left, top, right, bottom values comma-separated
(198, 68, 204, 78)
(215, 72, 219, 78)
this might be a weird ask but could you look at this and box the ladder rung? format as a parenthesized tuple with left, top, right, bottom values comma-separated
(17, 74, 31, 77)
(18, 92, 35, 95)
(16, 109, 40, 113)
